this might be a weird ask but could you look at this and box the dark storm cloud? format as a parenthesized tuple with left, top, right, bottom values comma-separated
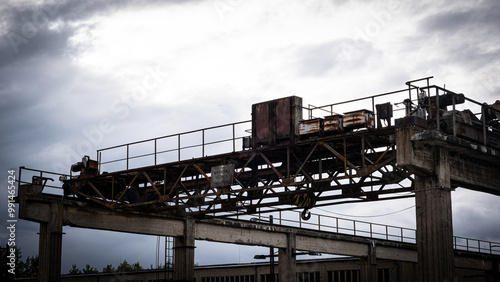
(453, 193, 500, 242)
(420, 0, 500, 33)
(416, 0, 500, 68)
(0, 0, 201, 64)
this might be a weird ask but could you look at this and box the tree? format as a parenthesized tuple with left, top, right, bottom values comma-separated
(68, 264, 81, 275)
(18, 255, 38, 278)
(1, 244, 18, 281)
(102, 264, 115, 273)
(1, 245, 39, 279)
(116, 260, 144, 272)
(132, 261, 143, 271)
(82, 264, 98, 274)
(117, 260, 133, 272)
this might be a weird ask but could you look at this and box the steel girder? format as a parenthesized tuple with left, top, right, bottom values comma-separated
(65, 128, 413, 218)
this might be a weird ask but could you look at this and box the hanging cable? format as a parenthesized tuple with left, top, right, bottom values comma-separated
(316, 205, 415, 218)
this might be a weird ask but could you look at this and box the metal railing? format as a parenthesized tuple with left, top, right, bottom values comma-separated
(96, 120, 251, 173)
(420, 85, 500, 146)
(17, 167, 68, 191)
(243, 210, 500, 255)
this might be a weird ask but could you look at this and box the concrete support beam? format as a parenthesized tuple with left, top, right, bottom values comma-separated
(359, 242, 377, 282)
(173, 218, 195, 282)
(397, 127, 500, 194)
(37, 202, 63, 282)
(296, 234, 368, 257)
(414, 148, 455, 282)
(278, 233, 296, 282)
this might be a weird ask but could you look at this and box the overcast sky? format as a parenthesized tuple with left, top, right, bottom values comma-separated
(1, 0, 500, 274)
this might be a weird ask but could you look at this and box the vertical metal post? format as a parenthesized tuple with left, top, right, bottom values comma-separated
(178, 134, 181, 161)
(482, 105, 488, 146)
(408, 83, 412, 102)
(154, 139, 157, 166)
(452, 93, 457, 137)
(98, 151, 102, 174)
(18, 167, 22, 186)
(361, 135, 366, 168)
(97, 150, 100, 174)
(202, 129, 205, 157)
(126, 145, 129, 171)
(371, 96, 375, 118)
(436, 88, 440, 131)
(232, 124, 236, 152)
(269, 215, 275, 282)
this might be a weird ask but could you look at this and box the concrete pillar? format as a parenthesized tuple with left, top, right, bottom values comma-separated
(278, 232, 296, 282)
(487, 258, 499, 282)
(414, 148, 455, 282)
(360, 241, 377, 282)
(38, 204, 63, 282)
(173, 218, 195, 282)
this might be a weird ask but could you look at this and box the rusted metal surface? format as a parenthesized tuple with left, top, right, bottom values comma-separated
(299, 118, 323, 137)
(252, 96, 302, 146)
(343, 110, 375, 130)
(252, 102, 269, 145)
(323, 114, 343, 133)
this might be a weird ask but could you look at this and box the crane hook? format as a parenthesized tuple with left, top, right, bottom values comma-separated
(301, 208, 311, 221)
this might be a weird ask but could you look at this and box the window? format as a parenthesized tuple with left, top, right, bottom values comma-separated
(327, 270, 360, 282)
(297, 272, 320, 282)
(377, 268, 390, 282)
(260, 274, 279, 282)
(202, 275, 254, 282)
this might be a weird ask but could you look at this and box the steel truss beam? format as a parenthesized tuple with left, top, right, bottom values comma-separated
(65, 128, 414, 218)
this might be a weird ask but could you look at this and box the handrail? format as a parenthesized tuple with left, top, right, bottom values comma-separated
(245, 210, 500, 255)
(17, 167, 69, 190)
(96, 120, 252, 173)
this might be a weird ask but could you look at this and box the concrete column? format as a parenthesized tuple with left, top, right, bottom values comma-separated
(278, 232, 296, 282)
(414, 148, 455, 282)
(38, 203, 63, 282)
(173, 218, 195, 282)
(360, 241, 377, 282)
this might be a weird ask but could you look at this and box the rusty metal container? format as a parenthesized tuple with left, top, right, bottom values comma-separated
(343, 110, 375, 131)
(299, 118, 323, 137)
(252, 96, 302, 146)
(323, 114, 343, 133)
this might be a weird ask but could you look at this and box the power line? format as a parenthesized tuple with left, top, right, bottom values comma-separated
(316, 205, 415, 218)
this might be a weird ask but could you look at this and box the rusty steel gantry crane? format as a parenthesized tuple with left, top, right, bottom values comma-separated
(17, 76, 500, 282)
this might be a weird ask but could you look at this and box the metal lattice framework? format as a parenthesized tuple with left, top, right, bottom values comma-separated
(21, 77, 499, 219)
(63, 123, 414, 219)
